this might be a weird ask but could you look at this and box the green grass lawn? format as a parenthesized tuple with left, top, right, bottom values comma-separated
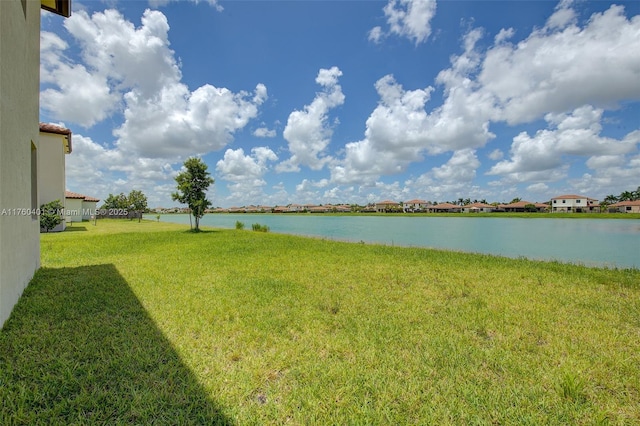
(1, 219, 639, 424)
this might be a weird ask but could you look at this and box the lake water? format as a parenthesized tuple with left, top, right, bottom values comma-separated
(150, 214, 640, 269)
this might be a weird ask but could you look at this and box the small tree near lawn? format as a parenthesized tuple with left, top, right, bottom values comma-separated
(128, 189, 148, 222)
(40, 200, 64, 232)
(172, 157, 214, 232)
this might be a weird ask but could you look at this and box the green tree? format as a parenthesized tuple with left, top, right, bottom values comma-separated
(604, 194, 618, 204)
(40, 200, 64, 232)
(172, 157, 214, 231)
(101, 193, 128, 210)
(619, 191, 634, 201)
(127, 189, 148, 222)
(510, 197, 522, 204)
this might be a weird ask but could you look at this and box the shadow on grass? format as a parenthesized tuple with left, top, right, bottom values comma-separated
(181, 229, 220, 234)
(0, 264, 233, 425)
(63, 226, 88, 232)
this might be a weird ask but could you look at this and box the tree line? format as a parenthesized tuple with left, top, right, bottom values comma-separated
(603, 187, 640, 204)
(100, 190, 148, 221)
(97, 158, 214, 231)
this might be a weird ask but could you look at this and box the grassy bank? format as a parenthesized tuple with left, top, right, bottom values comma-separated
(1, 220, 639, 424)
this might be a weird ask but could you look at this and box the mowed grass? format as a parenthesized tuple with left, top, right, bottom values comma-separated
(1, 220, 639, 424)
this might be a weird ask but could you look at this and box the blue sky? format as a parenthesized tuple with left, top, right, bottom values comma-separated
(40, 0, 640, 207)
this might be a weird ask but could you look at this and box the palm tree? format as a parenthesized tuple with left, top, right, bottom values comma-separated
(604, 194, 618, 204)
(619, 191, 634, 201)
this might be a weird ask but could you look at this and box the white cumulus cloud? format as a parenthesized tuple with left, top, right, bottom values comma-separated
(40, 31, 119, 127)
(488, 106, 639, 180)
(254, 127, 276, 138)
(278, 66, 345, 172)
(42, 9, 267, 159)
(65, 134, 179, 206)
(216, 147, 278, 203)
(480, 4, 640, 124)
(149, 0, 223, 12)
(370, 0, 437, 45)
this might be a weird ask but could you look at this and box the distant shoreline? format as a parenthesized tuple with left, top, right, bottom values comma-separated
(150, 212, 640, 220)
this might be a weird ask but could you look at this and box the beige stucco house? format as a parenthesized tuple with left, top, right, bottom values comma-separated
(609, 200, 640, 213)
(375, 200, 401, 212)
(428, 202, 461, 213)
(499, 201, 549, 212)
(551, 194, 599, 213)
(0, 0, 71, 328)
(462, 202, 495, 213)
(38, 123, 72, 231)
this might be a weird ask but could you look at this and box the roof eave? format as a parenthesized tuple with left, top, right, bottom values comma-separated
(41, 0, 71, 18)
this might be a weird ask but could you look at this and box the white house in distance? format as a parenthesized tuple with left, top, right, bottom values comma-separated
(550, 194, 599, 213)
(403, 199, 430, 212)
(38, 123, 72, 231)
(0, 0, 71, 328)
(65, 191, 100, 223)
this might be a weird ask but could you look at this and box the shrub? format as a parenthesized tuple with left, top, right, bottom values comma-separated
(252, 223, 269, 232)
(40, 200, 64, 232)
(235, 220, 245, 230)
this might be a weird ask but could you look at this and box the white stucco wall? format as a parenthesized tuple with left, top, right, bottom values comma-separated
(65, 198, 84, 223)
(552, 197, 588, 212)
(0, 0, 42, 327)
(81, 200, 97, 220)
(38, 132, 67, 231)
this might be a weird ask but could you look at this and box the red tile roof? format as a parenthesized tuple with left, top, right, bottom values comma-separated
(500, 201, 549, 209)
(65, 191, 100, 202)
(466, 202, 494, 208)
(551, 194, 597, 200)
(65, 191, 85, 199)
(610, 200, 640, 207)
(40, 122, 71, 135)
(431, 203, 460, 209)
